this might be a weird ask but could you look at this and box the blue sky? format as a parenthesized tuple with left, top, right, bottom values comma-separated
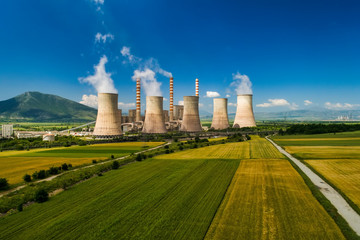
(0, 0, 359, 113)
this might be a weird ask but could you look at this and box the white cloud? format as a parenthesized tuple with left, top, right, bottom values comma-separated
(93, 0, 104, 4)
(257, 99, 298, 110)
(325, 102, 360, 110)
(230, 72, 252, 95)
(121, 46, 139, 64)
(205, 91, 220, 98)
(118, 102, 136, 108)
(228, 102, 237, 107)
(226, 94, 231, 98)
(304, 100, 313, 106)
(95, 33, 114, 44)
(79, 94, 98, 108)
(78, 55, 117, 93)
(178, 100, 184, 106)
(199, 103, 204, 108)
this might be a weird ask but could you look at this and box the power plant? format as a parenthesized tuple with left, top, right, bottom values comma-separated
(233, 94, 256, 128)
(180, 96, 202, 132)
(211, 98, 229, 130)
(92, 77, 256, 137)
(93, 93, 122, 137)
(142, 96, 167, 133)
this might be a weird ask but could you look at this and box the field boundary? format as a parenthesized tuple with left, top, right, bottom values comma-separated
(267, 137, 360, 237)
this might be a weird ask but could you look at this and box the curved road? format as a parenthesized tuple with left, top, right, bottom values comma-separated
(267, 137, 360, 236)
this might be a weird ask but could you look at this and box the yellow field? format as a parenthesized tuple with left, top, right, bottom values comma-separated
(306, 159, 360, 208)
(275, 137, 360, 141)
(156, 142, 250, 160)
(0, 157, 107, 184)
(249, 136, 285, 159)
(285, 146, 360, 159)
(205, 159, 345, 240)
(208, 137, 228, 142)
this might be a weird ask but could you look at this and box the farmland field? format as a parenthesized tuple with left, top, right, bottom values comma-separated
(0, 142, 164, 184)
(205, 159, 344, 239)
(273, 131, 360, 210)
(0, 137, 347, 239)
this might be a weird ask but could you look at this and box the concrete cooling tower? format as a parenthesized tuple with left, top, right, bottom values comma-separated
(93, 93, 122, 137)
(233, 94, 256, 128)
(180, 96, 202, 132)
(142, 96, 167, 133)
(211, 98, 229, 130)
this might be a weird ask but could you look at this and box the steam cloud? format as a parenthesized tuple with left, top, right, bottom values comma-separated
(132, 68, 162, 96)
(79, 55, 117, 93)
(121, 46, 172, 96)
(231, 72, 253, 95)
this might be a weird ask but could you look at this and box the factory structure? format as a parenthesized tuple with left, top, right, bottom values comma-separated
(92, 77, 256, 137)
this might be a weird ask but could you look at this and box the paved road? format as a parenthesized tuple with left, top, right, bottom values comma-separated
(267, 137, 360, 236)
(0, 142, 169, 198)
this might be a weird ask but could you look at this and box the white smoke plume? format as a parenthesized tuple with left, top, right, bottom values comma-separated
(231, 72, 253, 95)
(132, 68, 162, 96)
(205, 91, 220, 98)
(121, 46, 141, 64)
(144, 58, 172, 78)
(79, 55, 117, 93)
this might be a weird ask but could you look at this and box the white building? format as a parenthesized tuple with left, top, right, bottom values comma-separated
(43, 133, 55, 142)
(1, 125, 13, 138)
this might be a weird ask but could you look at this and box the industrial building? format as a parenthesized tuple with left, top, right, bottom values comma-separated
(233, 94, 256, 128)
(180, 96, 202, 132)
(211, 98, 229, 130)
(142, 96, 167, 133)
(1, 124, 13, 138)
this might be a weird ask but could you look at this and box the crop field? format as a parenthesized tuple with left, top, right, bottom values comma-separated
(0, 158, 239, 240)
(205, 159, 344, 239)
(274, 131, 360, 211)
(306, 159, 360, 208)
(0, 142, 163, 184)
(249, 136, 285, 159)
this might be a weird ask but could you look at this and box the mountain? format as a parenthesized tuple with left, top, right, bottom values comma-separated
(0, 92, 97, 122)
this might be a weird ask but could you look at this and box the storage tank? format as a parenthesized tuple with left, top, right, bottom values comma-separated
(233, 94, 256, 128)
(93, 93, 122, 137)
(211, 98, 229, 130)
(180, 96, 202, 132)
(142, 96, 167, 133)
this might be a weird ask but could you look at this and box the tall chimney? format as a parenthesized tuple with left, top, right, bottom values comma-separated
(233, 94, 256, 128)
(136, 78, 141, 122)
(93, 93, 122, 137)
(142, 96, 167, 133)
(169, 77, 174, 121)
(180, 96, 202, 132)
(211, 98, 229, 130)
(195, 78, 199, 97)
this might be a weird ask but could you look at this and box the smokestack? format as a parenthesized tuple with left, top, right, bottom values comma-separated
(211, 98, 229, 130)
(169, 77, 174, 121)
(143, 96, 167, 133)
(233, 94, 256, 128)
(93, 93, 122, 137)
(136, 78, 141, 122)
(195, 78, 199, 96)
(180, 96, 202, 132)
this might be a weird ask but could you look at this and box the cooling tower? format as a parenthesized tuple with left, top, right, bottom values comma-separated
(136, 78, 141, 122)
(93, 93, 122, 137)
(211, 98, 229, 130)
(180, 96, 202, 132)
(142, 96, 167, 133)
(233, 94, 256, 128)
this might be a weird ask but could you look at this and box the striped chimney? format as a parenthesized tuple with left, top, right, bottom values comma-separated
(195, 78, 199, 96)
(136, 78, 141, 122)
(169, 77, 174, 121)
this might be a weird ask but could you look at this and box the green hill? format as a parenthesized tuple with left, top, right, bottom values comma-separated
(0, 92, 97, 122)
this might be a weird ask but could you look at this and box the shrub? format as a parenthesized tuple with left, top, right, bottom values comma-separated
(111, 155, 115, 159)
(179, 146, 184, 151)
(17, 204, 23, 212)
(136, 154, 142, 161)
(0, 178, 9, 190)
(165, 149, 170, 154)
(148, 154, 153, 158)
(48, 167, 59, 175)
(68, 164, 73, 168)
(92, 160, 97, 164)
(35, 189, 49, 203)
(112, 161, 120, 169)
(37, 170, 47, 179)
(164, 145, 169, 149)
(61, 163, 68, 171)
(23, 174, 32, 182)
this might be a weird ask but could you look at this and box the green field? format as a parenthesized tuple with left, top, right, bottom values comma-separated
(0, 137, 347, 239)
(0, 142, 163, 184)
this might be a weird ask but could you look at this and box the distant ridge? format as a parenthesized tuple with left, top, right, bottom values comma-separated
(0, 92, 97, 122)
